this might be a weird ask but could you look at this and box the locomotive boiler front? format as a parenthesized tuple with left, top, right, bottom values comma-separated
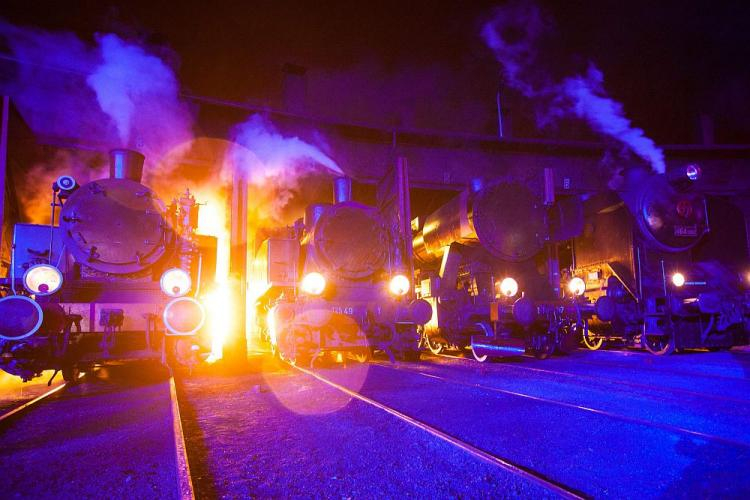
(573, 164, 748, 353)
(623, 165, 708, 253)
(59, 149, 175, 275)
(306, 201, 388, 280)
(413, 181, 548, 264)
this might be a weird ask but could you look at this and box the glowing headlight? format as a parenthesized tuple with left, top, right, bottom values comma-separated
(389, 274, 410, 296)
(23, 264, 63, 296)
(672, 272, 686, 287)
(568, 277, 586, 296)
(300, 272, 326, 295)
(160, 268, 192, 297)
(497, 277, 519, 298)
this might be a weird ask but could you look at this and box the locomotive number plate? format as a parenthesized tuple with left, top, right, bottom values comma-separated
(674, 225, 698, 237)
(331, 306, 355, 316)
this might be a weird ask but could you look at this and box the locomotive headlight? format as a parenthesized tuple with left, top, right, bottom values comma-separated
(497, 277, 519, 298)
(388, 274, 410, 296)
(23, 264, 63, 296)
(672, 272, 686, 287)
(300, 272, 326, 296)
(160, 268, 192, 297)
(568, 277, 586, 296)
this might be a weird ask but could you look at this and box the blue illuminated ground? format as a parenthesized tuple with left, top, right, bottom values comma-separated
(180, 348, 750, 498)
(1, 349, 748, 497)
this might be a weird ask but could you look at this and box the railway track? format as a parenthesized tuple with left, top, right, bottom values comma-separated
(557, 354, 749, 383)
(287, 360, 586, 499)
(168, 372, 196, 500)
(0, 366, 195, 499)
(0, 372, 85, 425)
(431, 352, 750, 405)
(376, 361, 750, 449)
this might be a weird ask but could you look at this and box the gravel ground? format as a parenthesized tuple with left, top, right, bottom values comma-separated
(0, 363, 180, 499)
(177, 358, 556, 499)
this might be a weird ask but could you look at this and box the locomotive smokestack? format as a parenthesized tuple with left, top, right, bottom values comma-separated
(109, 149, 145, 183)
(333, 177, 352, 204)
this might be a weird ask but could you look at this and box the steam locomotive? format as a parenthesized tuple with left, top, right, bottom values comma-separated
(412, 177, 585, 362)
(571, 164, 749, 354)
(253, 173, 432, 365)
(0, 149, 215, 382)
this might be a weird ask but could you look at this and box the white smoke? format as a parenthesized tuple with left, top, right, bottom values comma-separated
(86, 34, 193, 152)
(0, 22, 193, 163)
(228, 114, 343, 223)
(481, 1, 665, 173)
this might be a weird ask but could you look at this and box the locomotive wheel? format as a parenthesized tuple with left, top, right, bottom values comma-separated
(425, 336, 445, 355)
(643, 333, 675, 356)
(532, 334, 555, 360)
(62, 365, 80, 384)
(351, 349, 371, 363)
(582, 331, 605, 351)
(470, 345, 488, 363)
(556, 324, 580, 355)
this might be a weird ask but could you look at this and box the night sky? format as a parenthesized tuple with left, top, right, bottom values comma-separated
(2, 0, 749, 143)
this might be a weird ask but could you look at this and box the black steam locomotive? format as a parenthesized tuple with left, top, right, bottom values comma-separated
(254, 172, 431, 365)
(571, 165, 749, 354)
(412, 177, 584, 362)
(0, 149, 215, 382)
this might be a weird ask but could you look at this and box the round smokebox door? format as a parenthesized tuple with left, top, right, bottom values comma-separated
(60, 178, 173, 274)
(472, 182, 547, 262)
(314, 204, 388, 279)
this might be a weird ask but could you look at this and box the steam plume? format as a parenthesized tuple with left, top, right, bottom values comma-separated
(481, 1, 665, 173)
(0, 21, 193, 162)
(0, 21, 194, 220)
(86, 34, 193, 151)
(228, 114, 343, 223)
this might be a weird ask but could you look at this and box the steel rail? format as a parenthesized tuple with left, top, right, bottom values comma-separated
(564, 355, 749, 383)
(0, 373, 83, 424)
(287, 361, 585, 499)
(168, 373, 195, 500)
(430, 352, 750, 405)
(377, 362, 750, 450)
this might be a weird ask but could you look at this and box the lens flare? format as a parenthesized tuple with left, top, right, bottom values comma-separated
(497, 277, 519, 298)
(568, 277, 586, 296)
(388, 274, 410, 296)
(301, 272, 326, 296)
(672, 272, 686, 287)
